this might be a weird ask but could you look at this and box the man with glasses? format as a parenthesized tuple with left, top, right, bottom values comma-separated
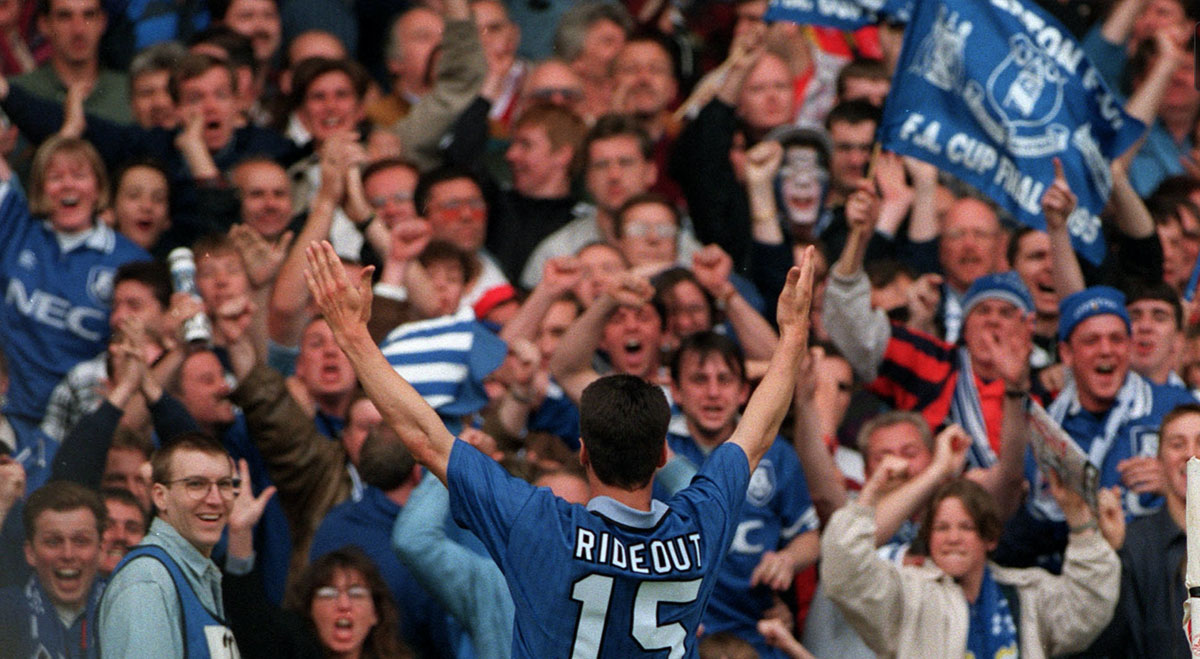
(415, 166, 509, 310)
(99, 433, 243, 657)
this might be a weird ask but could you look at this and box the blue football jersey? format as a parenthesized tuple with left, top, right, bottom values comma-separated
(447, 439, 750, 658)
(666, 434, 818, 657)
(0, 179, 149, 422)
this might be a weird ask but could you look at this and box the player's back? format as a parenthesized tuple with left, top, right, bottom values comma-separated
(448, 440, 750, 658)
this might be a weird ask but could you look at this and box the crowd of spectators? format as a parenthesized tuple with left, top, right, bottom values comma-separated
(0, 0, 1199, 656)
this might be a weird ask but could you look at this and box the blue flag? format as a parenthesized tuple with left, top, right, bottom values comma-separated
(765, 0, 912, 30)
(879, 0, 1144, 265)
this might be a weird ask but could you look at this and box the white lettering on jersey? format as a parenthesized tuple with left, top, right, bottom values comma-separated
(6, 279, 105, 342)
(574, 528, 703, 574)
(729, 519, 765, 554)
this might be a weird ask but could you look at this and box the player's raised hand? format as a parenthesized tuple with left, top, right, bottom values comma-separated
(1041, 158, 1076, 232)
(304, 241, 375, 336)
(776, 245, 816, 341)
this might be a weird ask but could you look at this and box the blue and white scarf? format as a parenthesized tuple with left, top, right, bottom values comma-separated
(949, 348, 995, 469)
(19, 573, 103, 659)
(1031, 372, 1152, 521)
(966, 567, 1019, 659)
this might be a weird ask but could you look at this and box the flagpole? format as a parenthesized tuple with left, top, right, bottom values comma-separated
(1185, 457, 1200, 656)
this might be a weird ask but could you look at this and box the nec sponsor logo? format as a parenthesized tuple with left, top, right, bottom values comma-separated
(5, 279, 106, 342)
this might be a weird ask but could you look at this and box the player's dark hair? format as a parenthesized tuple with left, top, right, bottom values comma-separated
(669, 331, 745, 386)
(579, 374, 669, 489)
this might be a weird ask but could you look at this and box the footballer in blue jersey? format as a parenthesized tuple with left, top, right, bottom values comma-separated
(663, 332, 819, 657)
(304, 240, 820, 659)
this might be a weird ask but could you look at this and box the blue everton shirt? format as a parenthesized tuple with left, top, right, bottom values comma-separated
(447, 439, 750, 658)
(664, 433, 818, 658)
(999, 376, 1197, 570)
(1023, 379, 1198, 524)
(0, 179, 148, 422)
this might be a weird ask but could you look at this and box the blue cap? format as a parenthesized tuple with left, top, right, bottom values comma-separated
(962, 272, 1034, 319)
(1057, 286, 1131, 343)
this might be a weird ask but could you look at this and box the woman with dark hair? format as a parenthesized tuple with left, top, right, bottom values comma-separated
(821, 456, 1122, 659)
(223, 459, 408, 659)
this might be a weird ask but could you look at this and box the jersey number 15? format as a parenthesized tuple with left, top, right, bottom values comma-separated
(570, 574, 703, 659)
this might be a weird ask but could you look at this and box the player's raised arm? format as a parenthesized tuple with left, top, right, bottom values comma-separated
(728, 246, 815, 471)
(304, 241, 456, 482)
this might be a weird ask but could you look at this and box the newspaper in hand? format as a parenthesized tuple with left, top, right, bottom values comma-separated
(1027, 401, 1100, 512)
